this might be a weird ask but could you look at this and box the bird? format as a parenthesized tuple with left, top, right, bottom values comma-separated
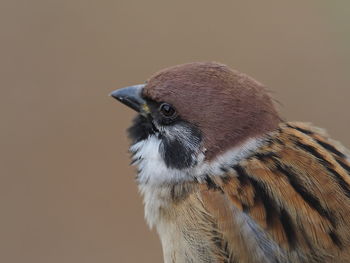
(110, 62, 350, 263)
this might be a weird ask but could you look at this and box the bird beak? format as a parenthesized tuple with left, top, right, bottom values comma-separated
(109, 84, 150, 116)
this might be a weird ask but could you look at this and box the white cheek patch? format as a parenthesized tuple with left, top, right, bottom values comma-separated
(161, 124, 201, 148)
(157, 122, 203, 169)
(130, 135, 196, 185)
(130, 134, 265, 185)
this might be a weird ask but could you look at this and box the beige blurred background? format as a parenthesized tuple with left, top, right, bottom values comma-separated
(1, 1, 349, 262)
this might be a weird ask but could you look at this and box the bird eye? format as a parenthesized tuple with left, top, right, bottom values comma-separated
(159, 103, 177, 118)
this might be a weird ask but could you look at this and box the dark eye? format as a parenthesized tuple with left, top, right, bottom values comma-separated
(159, 103, 177, 118)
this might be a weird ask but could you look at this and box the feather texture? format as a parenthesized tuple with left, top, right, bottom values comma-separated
(112, 62, 350, 262)
(153, 122, 350, 262)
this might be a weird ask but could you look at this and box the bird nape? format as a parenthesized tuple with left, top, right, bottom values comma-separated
(110, 62, 350, 263)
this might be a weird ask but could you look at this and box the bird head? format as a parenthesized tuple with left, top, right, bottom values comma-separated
(111, 62, 280, 184)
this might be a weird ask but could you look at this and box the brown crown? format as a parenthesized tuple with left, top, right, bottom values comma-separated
(143, 62, 280, 160)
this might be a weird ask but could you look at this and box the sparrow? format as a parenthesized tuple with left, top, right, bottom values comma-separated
(110, 62, 350, 263)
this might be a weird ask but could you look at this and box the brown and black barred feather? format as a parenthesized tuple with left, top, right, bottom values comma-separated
(199, 122, 350, 263)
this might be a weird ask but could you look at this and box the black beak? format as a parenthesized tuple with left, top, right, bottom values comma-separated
(110, 84, 149, 115)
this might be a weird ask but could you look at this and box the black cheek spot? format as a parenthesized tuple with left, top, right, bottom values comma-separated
(160, 136, 196, 169)
(159, 122, 202, 170)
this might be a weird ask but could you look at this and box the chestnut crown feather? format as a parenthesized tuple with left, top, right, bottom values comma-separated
(143, 62, 280, 159)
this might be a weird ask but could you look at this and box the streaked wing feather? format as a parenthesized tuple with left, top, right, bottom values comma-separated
(201, 122, 350, 262)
